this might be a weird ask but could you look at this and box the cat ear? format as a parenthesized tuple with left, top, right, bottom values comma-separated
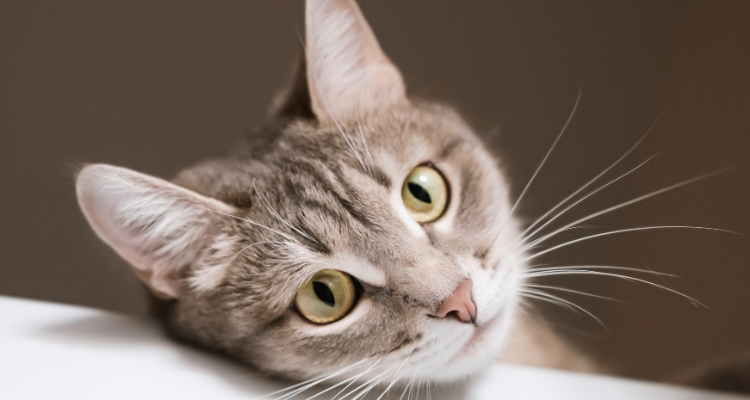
(76, 164, 236, 299)
(304, 0, 406, 124)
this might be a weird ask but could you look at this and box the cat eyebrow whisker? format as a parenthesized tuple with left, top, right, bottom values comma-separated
(516, 153, 661, 248)
(518, 289, 609, 331)
(224, 240, 287, 270)
(253, 179, 319, 243)
(200, 206, 298, 243)
(517, 120, 657, 244)
(293, 27, 372, 175)
(306, 55, 370, 175)
(516, 169, 732, 253)
(356, 110, 375, 173)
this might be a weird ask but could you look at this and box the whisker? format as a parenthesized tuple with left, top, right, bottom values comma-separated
(351, 370, 394, 400)
(253, 179, 317, 242)
(519, 289, 609, 330)
(402, 368, 419, 400)
(375, 356, 411, 400)
(356, 110, 375, 173)
(519, 290, 580, 314)
(519, 169, 732, 252)
(260, 359, 369, 400)
(338, 366, 393, 400)
(518, 154, 660, 247)
(523, 284, 624, 302)
(497, 89, 581, 237)
(527, 265, 679, 277)
(518, 121, 657, 242)
(518, 225, 738, 263)
(522, 269, 707, 307)
(329, 359, 385, 400)
(300, 39, 368, 173)
(225, 240, 286, 270)
(304, 369, 373, 400)
(201, 207, 297, 243)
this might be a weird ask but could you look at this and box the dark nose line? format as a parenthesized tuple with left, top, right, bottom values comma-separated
(434, 279, 477, 324)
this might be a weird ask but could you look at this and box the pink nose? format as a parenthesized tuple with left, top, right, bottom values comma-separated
(436, 279, 477, 324)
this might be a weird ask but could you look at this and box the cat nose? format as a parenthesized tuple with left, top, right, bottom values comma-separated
(436, 279, 477, 324)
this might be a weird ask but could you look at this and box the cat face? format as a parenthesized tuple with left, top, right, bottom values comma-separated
(76, 0, 525, 383)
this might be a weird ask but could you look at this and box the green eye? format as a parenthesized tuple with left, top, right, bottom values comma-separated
(401, 166, 449, 223)
(295, 269, 357, 324)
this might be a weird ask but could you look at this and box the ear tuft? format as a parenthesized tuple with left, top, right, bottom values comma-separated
(76, 164, 237, 298)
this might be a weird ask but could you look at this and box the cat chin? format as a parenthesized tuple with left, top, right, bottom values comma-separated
(420, 300, 518, 382)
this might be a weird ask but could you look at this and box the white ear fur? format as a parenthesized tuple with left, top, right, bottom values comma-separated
(76, 164, 237, 299)
(306, 0, 406, 124)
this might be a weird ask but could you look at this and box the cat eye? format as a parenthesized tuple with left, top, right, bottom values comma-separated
(401, 165, 449, 223)
(295, 269, 357, 324)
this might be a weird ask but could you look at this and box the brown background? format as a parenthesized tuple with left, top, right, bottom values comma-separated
(1, 0, 748, 381)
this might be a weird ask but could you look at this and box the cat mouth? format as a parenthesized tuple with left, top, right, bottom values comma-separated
(450, 314, 502, 361)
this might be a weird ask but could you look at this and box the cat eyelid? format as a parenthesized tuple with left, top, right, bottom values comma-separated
(318, 254, 387, 288)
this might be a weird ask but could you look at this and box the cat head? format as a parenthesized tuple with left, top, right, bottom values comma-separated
(76, 0, 525, 383)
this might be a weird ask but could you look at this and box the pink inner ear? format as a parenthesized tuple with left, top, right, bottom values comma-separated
(76, 164, 235, 299)
(305, 0, 407, 124)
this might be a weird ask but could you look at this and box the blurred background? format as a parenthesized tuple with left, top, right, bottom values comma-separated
(1, 0, 748, 382)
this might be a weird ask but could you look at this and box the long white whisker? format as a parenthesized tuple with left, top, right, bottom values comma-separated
(523, 284, 624, 302)
(496, 89, 581, 236)
(356, 110, 374, 173)
(518, 225, 738, 263)
(349, 368, 395, 400)
(518, 121, 657, 241)
(375, 356, 411, 400)
(330, 358, 385, 400)
(520, 289, 609, 330)
(201, 207, 297, 243)
(338, 366, 393, 400)
(259, 359, 369, 400)
(527, 265, 679, 277)
(522, 270, 707, 307)
(519, 154, 660, 247)
(519, 169, 731, 252)
(303, 365, 378, 400)
(275, 364, 367, 400)
(402, 368, 419, 400)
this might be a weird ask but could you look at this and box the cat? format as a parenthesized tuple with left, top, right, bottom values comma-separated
(75, 0, 733, 395)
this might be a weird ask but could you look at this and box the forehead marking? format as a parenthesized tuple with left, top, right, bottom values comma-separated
(438, 138, 464, 160)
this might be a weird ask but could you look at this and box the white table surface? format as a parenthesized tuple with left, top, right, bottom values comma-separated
(1, 295, 745, 400)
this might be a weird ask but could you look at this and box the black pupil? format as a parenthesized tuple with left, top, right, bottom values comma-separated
(313, 281, 336, 307)
(408, 182, 432, 204)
